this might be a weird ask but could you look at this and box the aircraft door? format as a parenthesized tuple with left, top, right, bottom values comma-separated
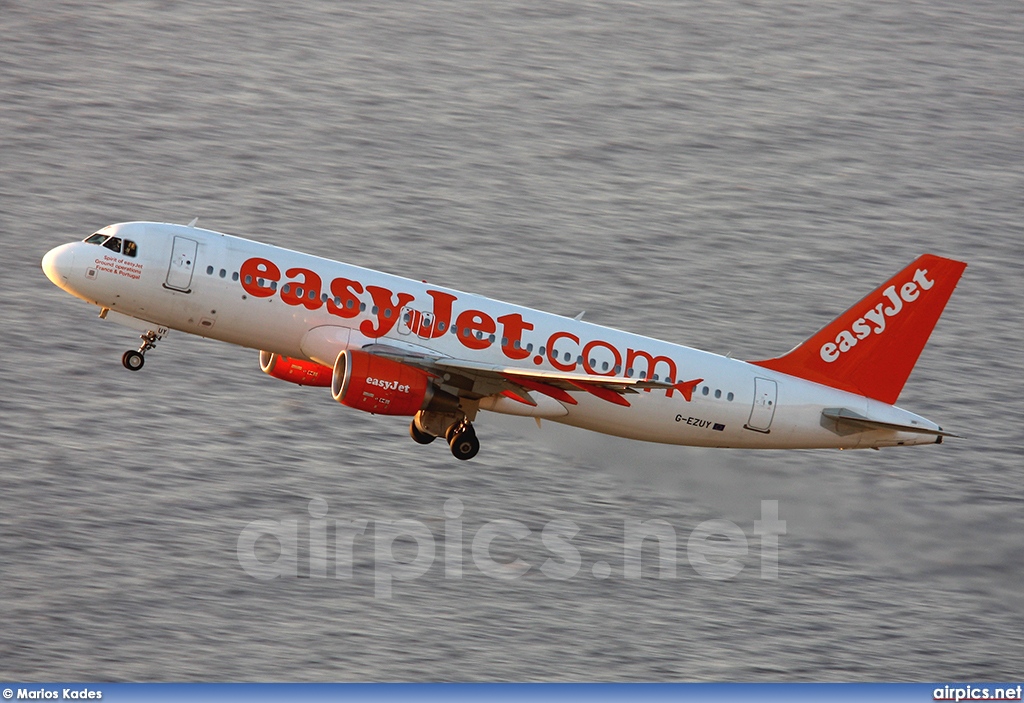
(417, 311, 434, 339)
(165, 236, 198, 292)
(395, 307, 436, 339)
(395, 306, 418, 336)
(745, 378, 777, 432)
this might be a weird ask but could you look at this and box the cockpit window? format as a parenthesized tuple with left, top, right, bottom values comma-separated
(84, 233, 138, 257)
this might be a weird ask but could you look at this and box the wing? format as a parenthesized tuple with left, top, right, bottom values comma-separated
(361, 343, 702, 408)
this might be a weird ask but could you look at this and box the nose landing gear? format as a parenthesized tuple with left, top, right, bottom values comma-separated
(121, 349, 145, 370)
(121, 330, 160, 371)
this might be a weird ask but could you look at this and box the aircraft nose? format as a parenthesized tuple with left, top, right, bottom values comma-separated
(42, 243, 75, 288)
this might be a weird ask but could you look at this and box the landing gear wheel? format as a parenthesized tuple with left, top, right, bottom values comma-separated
(449, 426, 480, 461)
(122, 349, 145, 371)
(122, 330, 160, 371)
(409, 420, 436, 445)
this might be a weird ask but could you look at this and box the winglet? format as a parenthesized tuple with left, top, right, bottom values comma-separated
(501, 388, 538, 406)
(671, 378, 704, 402)
(751, 254, 966, 404)
(504, 375, 579, 406)
(567, 380, 631, 407)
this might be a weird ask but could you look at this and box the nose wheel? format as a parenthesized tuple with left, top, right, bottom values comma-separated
(122, 331, 160, 371)
(122, 350, 145, 371)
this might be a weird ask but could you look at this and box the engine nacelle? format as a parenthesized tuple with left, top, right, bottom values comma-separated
(259, 350, 333, 387)
(332, 349, 436, 416)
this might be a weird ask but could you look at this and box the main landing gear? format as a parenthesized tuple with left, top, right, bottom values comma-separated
(409, 412, 481, 461)
(409, 421, 436, 445)
(121, 331, 160, 371)
(447, 421, 480, 461)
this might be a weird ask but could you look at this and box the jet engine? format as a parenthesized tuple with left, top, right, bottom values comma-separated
(332, 349, 456, 416)
(259, 350, 333, 387)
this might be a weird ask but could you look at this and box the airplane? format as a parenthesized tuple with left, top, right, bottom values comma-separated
(41, 221, 966, 460)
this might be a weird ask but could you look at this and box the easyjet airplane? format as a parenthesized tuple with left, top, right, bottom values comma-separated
(42, 221, 966, 460)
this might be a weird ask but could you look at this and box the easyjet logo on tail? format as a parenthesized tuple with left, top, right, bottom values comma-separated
(820, 268, 935, 363)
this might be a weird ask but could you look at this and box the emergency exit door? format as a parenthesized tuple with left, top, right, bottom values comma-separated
(745, 378, 777, 433)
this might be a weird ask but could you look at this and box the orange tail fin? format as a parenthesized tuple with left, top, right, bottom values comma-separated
(750, 254, 966, 404)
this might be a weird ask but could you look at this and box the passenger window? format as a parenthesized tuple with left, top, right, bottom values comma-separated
(102, 236, 122, 253)
(123, 240, 138, 257)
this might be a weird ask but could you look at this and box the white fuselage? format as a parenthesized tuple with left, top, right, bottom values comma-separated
(43, 222, 943, 450)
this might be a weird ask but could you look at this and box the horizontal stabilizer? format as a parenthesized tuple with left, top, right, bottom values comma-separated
(822, 408, 961, 437)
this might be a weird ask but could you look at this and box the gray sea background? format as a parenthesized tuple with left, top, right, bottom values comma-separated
(1, 0, 1022, 681)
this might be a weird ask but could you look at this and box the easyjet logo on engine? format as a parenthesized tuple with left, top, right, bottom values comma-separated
(239, 257, 699, 400)
(819, 268, 935, 363)
(367, 377, 412, 393)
